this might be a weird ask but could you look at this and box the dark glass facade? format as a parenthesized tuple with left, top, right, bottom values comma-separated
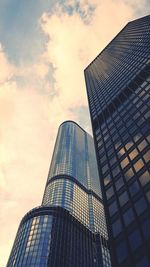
(84, 15, 150, 267)
(7, 121, 111, 267)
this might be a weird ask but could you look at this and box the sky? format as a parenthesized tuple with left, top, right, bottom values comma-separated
(0, 0, 149, 266)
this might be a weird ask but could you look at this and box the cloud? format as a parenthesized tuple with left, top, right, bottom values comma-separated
(0, 0, 56, 65)
(0, 44, 78, 266)
(40, 0, 135, 116)
(0, 51, 53, 265)
(39, 0, 149, 129)
(0, 44, 14, 84)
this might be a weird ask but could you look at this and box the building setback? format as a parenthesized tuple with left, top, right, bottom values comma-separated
(84, 15, 150, 267)
(7, 121, 111, 267)
(7, 206, 103, 267)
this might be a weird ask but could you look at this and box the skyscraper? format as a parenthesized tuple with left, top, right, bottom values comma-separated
(7, 121, 111, 267)
(84, 15, 150, 267)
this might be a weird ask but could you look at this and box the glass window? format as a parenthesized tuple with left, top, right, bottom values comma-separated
(146, 134, 150, 143)
(134, 159, 144, 173)
(124, 168, 134, 181)
(109, 201, 118, 216)
(129, 181, 140, 196)
(134, 133, 142, 142)
(143, 150, 150, 163)
(106, 140, 112, 149)
(128, 229, 142, 251)
(106, 186, 114, 200)
(97, 140, 103, 148)
(134, 197, 148, 215)
(141, 216, 150, 239)
(119, 191, 129, 206)
(129, 148, 139, 160)
(116, 241, 128, 263)
(125, 142, 133, 151)
(103, 134, 109, 141)
(101, 154, 107, 164)
(138, 139, 148, 151)
(114, 115, 120, 123)
(121, 157, 129, 169)
(102, 164, 109, 174)
(123, 208, 135, 226)
(118, 147, 126, 158)
(140, 104, 147, 113)
(133, 111, 140, 120)
(141, 81, 147, 88)
(135, 257, 150, 267)
(112, 166, 120, 177)
(112, 218, 122, 237)
(107, 148, 114, 157)
(110, 126, 116, 134)
(129, 125, 137, 135)
(126, 119, 133, 127)
(144, 110, 150, 119)
(139, 171, 150, 186)
(115, 177, 124, 191)
(95, 128, 100, 135)
(109, 156, 117, 167)
(122, 133, 130, 143)
(104, 175, 111, 186)
(98, 146, 105, 155)
(112, 133, 119, 142)
(119, 126, 127, 135)
(146, 191, 150, 203)
(141, 123, 149, 135)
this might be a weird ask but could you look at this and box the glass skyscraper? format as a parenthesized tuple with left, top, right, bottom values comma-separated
(42, 121, 111, 266)
(7, 121, 111, 267)
(84, 15, 150, 267)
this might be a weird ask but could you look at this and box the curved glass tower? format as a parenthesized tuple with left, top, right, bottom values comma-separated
(7, 121, 111, 267)
(42, 121, 111, 265)
(43, 121, 102, 228)
(7, 206, 102, 267)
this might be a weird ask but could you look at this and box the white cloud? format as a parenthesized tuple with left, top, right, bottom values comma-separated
(0, 46, 77, 266)
(40, 0, 134, 112)
(0, 44, 14, 84)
